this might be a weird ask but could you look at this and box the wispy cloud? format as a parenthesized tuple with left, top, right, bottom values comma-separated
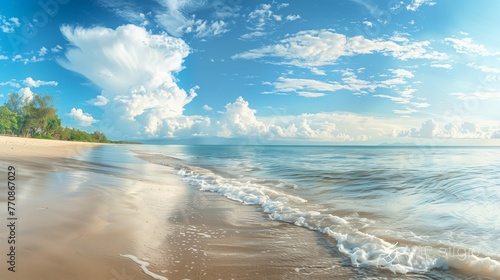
(233, 29, 448, 68)
(444, 37, 494, 56)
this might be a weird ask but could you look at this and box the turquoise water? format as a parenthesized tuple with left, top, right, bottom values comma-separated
(131, 145, 500, 278)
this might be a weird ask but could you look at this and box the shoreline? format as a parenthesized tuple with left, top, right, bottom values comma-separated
(0, 137, 481, 279)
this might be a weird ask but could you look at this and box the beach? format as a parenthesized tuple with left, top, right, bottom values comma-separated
(0, 137, 353, 279)
(0, 136, 182, 279)
(1, 137, 498, 279)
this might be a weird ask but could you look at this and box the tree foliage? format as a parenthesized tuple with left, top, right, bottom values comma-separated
(0, 92, 135, 143)
(0, 106, 18, 134)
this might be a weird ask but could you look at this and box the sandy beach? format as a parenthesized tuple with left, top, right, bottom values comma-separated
(0, 136, 358, 280)
(0, 136, 183, 279)
(1, 136, 479, 280)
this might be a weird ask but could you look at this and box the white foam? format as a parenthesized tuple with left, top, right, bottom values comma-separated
(176, 167, 500, 277)
(121, 254, 168, 280)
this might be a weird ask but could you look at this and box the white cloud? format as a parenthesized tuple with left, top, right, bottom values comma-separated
(311, 67, 326, 75)
(0, 55, 8, 60)
(96, 0, 146, 24)
(240, 3, 298, 39)
(277, 3, 289, 9)
(399, 119, 500, 139)
(269, 68, 416, 100)
(67, 108, 98, 127)
(467, 63, 500, 74)
(271, 77, 344, 93)
(393, 107, 418, 115)
(59, 24, 200, 138)
(155, 0, 229, 38)
(444, 37, 492, 56)
(393, 69, 414, 78)
(0, 80, 20, 88)
(431, 63, 452, 69)
(18, 87, 34, 101)
(297, 92, 326, 98)
(451, 89, 500, 101)
(363, 21, 373, 27)
(247, 4, 276, 30)
(1, 16, 20, 33)
(406, 0, 436, 11)
(11, 54, 22, 61)
(87, 95, 109, 106)
(203, 104, 213, 111)
(192, 19, 229, 38)
(38, 47, 48, 57)
(11, 55, 44, 64)
(240, 31, 267, 40)
(285, 14, 301, 21)
(23, 77, 58, 87)
(51, 45, 63, 53)
(215, 96, 387, 141)
(233, 30, 448, 68)
(411, 102, 430, 108)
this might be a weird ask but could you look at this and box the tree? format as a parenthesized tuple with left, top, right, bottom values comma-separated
(91, 130, 108, 142)
(2, 93, 124, 143)
(5, 93, 23, 115)
(0, 106, 18, 134)
(20, 94, 58, 136)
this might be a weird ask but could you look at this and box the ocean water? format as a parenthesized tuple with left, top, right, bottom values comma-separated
(132, 145, 500, 278)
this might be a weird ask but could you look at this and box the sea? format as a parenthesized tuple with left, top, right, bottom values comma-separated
(128, 144, 500, 279)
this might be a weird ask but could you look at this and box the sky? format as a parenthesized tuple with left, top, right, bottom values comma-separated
(1, 0, 500, 144)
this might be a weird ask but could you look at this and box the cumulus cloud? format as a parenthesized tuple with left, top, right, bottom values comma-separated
(23, 77, 58, 87)
(18, 87, 34, 101)
(214, 96, 400, 141)
(233, 29, 447, 68)
(59, 24, 200, 138)
(398, 119, 500, 139)
(1, 16, 20, 33)
(202, 104, 213, 111)
(0, 55, 8, 60)
(38, 47, 48, 57)
(67, 108, 98, 127)
(87, 95, 109, 106)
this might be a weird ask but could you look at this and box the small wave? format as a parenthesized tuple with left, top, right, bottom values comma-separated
(121, 254, 167, 280)
(175, 166, 500, 278)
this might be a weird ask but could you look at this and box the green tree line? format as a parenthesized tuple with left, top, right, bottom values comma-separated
(0, 93, 136, 143)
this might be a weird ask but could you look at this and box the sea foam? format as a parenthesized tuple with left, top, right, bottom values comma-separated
(176, 166, 500, 278)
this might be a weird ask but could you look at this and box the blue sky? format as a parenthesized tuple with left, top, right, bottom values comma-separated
(1, 0, 500, 144)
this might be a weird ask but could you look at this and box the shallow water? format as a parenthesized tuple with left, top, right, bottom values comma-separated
(131, 145, 500, 279)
